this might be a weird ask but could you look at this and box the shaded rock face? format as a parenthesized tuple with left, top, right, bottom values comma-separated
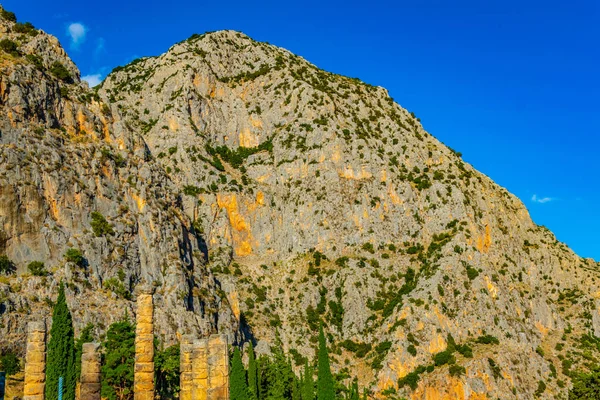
(1, 9, 600, 399)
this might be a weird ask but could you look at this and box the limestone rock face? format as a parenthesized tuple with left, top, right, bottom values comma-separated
(1, 7, 600, 399)
(0, 7, 237, 353)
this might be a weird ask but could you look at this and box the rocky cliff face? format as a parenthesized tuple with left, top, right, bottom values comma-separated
(0, 8, 237, 351)
(1, 9, 599, 399)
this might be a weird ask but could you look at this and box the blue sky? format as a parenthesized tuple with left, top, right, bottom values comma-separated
(5, 0, 599, 260)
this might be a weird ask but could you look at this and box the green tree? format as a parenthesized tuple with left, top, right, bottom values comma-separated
(301, 361, 314, 400)
(64, 248, 85, 266)
(247, 342, 258, 399)
(1, 9, 16, 22)
(0, 39, 18, 56)
(101, 317, 135, 400)
(348, 379, 359, 400)
(230, 347, 248, 400)
(155, 343, 180, 400)
(0, 352, 21, 376)
(0, 255, 16, 274)
(46, 282, 76, 400)
(27, 261, 48, 276)
(570, 367, 600, 399)
(90, 212, 114, 237)
(317, 326, 335, 400)
(50, 62, 72, 82)
(74, 323, 94, 382)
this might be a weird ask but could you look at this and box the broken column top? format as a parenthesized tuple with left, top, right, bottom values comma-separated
(82, 343, 100, 353)
(134, 284, 154, 296)
(27, 321, 46, 333)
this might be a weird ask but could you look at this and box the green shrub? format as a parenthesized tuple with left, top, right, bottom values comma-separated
(465, 264, 479, 280)
(0, 255, 16, 274)
(0, 352, 20, 376)
(90, 212, 114, 237)
(449, 364, 466, 377)
(183, 185, 202, 196)
(361, 243, 374, 253)
(456, 344, 473, 358)
(50, 61, 72, 82)
(487, 358, 502, 379)
(433, 349, 455, 366)
(0, 39, 19, 56)
(103, 277, 131, 300)
(335, 256, 349, 268)
(570, 367, 600, 398)
(476, 335, 500, 345)
(28, 261, 48, 276)
(535, 346, 544, 356)
(64, 248, 85, 266)
(13, 22, 37, 36)
(397, 369, 423, 390)
(1, 9, 16, 22)
(26, 54, 43, 69)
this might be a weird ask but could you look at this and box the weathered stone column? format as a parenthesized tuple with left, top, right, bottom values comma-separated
(79, 343, 101, 400)
(23, 321, 46, 400)
(134, 292, 154, 400)
(207, 335, 229, 400)
(179, 335, 195, 400)
(191, 339, 208, 400)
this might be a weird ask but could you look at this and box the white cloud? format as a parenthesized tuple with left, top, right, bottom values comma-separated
(531, 194, 554, 204)
(82, 74, 102, 87)
(67, 22, 87, 48)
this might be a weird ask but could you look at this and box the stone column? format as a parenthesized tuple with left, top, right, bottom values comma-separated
(207, 335, 229, 400)
(179, 335, 195, 400)
(191, 339, 208, 400)
(23, 321, 46, 400)
(79, 343, 101, 400)
(134, 292, 154, 400)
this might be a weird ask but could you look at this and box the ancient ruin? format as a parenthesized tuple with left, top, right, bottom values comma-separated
(79, 343, 101, 400)
(134, 291, 155, 400)
(23, 322, 46, 400)
(206, 335, 229, 400)
(192, 339, 208, 400)
(17, 292, 229, 400)
(185, 335, 229, 400)
(179, 335, 194, 400)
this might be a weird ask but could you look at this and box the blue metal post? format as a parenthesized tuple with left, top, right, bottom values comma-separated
(58, 376, 63, 400)
(0, 371, 6, 400)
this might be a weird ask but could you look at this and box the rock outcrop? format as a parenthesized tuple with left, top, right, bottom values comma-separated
(0, 6, 599, 399)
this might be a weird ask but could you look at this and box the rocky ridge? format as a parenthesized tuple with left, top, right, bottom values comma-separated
(1, 9, 599, 399)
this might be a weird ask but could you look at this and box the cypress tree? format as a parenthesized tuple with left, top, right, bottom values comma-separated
(46, 282, 76, 400)
(301, 361, 314, 400)
(265, 349, 286, 399)
(247, 342, 258, 399)
(317, 326, 335, 400)
(230, 347, 248, 400)
(258, 355, 268, 400)
(349, 379, 359, 400)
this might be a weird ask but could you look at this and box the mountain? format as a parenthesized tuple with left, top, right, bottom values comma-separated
(1, 7, 599, 399)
